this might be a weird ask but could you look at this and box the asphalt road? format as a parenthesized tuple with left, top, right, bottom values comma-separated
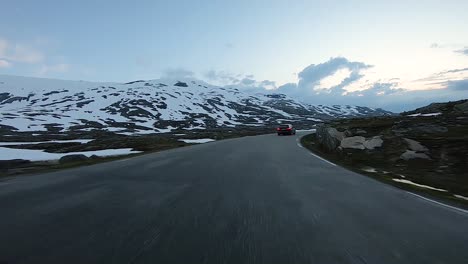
(1, 132, 467, 264)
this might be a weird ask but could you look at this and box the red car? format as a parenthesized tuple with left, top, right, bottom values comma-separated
(277, 124, 296, 136)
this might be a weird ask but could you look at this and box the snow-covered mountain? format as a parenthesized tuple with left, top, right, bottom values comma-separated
(0, 75, 392, 134)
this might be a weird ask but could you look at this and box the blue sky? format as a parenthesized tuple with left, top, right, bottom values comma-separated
(1, 0, 467, 111)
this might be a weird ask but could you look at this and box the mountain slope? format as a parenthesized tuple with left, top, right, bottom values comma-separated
(0, 75, 392, 134)
(402, 99, 468, 116)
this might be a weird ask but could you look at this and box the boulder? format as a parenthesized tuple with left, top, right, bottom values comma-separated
(354, 129, 368, 135)
(403, 138, 428, 152)
(340, 136, 383, 150)
(400, 150, 431, 160)
(174, 81, 188, 87)
(340, 136, 366, 150)
(316, 126, 345, 151)
(89, 155, 100, 160)
(363, 136, 383, 150)
(59, 154, 88, 164)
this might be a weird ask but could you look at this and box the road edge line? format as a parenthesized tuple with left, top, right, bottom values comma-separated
(297, 135, 337, 167)
(406, 191, 468, 215)
(308, 152, 337, 167)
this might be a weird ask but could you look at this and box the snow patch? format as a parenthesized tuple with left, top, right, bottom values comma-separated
(362, 167, 377, 173)
(296, 129, 317, 132)
(0, 147, 140, 161)
(392, 179, 447, 192)
(0, 139, 93, 146)
(178, 138, 215, 144)
(407, 112, 442, 117)
(454, 194, 468, 201)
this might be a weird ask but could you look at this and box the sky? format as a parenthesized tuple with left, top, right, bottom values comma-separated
(0, 0, 467, 111)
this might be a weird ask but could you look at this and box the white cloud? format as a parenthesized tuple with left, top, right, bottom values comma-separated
(343, 68, 388, 92)
(455, 47, 468, 56)
(260, 80, 276, 90)
(9, 44, 44, 63)
(259, 57, 468, 112)
(240, 78, 255, 85)
(38, 63, 70, 75)
(0, 59, 11, 68)
(0, 38, 45, 66)
(1, 42, 43, 64)
(316, 68, 351, 90)
(204, 70, 240, 85)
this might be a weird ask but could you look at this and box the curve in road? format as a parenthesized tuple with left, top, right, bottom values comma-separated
(0, 132, 467, 264)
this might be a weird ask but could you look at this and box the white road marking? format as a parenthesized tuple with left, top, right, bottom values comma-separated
(308, 152, 337, 167)
(295, 138, 336, 166)
(406, 192, 468, 215)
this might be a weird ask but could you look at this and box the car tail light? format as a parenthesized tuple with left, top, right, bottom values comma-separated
(276, 128, 280, 131)
(286, 127, 291, 130)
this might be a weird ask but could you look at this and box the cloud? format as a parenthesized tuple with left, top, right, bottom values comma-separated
(240, 78, 255, 85)
(203, 70, 266, 87)
(296, 57, 371, 91)
(38, 63, 70, 75)
(219, 76, 277, 92)
(445, 79, 468, 91)
(266, 57, 468, 112)
(162, 68, 194, 78)
(346, 82, 403, 96)
(454, 47, 468, 56)
(441, 68, 468, 74)
(261, 80, 275, 86)
(258, 80, 277, 90)
(0, 59, 11, 68)
(204, 70, 240, 84)
(210, 56, 466, 112)
(0, 38, 46, 68)
(414, 67, 468, 90)
(10, 44, 44, 63)
(278, 57, 372, 97)
(276, 82, 297, 91)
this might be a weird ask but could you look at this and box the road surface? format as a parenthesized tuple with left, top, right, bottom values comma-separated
(0, 132, 467, 264)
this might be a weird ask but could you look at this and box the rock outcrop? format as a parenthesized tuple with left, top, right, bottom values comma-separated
(340, 136, 366, 150)
(363, 136, 383, 150)
(400, 150, 431, 160)
(59, 154, 88, 164)
(316, 126, 345, 151)
(403, 138, 428, 152)
(317, 125, 383, 151)
(400, 138, 431, 160)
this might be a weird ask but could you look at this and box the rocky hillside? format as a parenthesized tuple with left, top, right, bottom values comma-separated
(0, 75, 392, 136)
(403, 99, 468, 116)
(307, 99, 468, 201)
